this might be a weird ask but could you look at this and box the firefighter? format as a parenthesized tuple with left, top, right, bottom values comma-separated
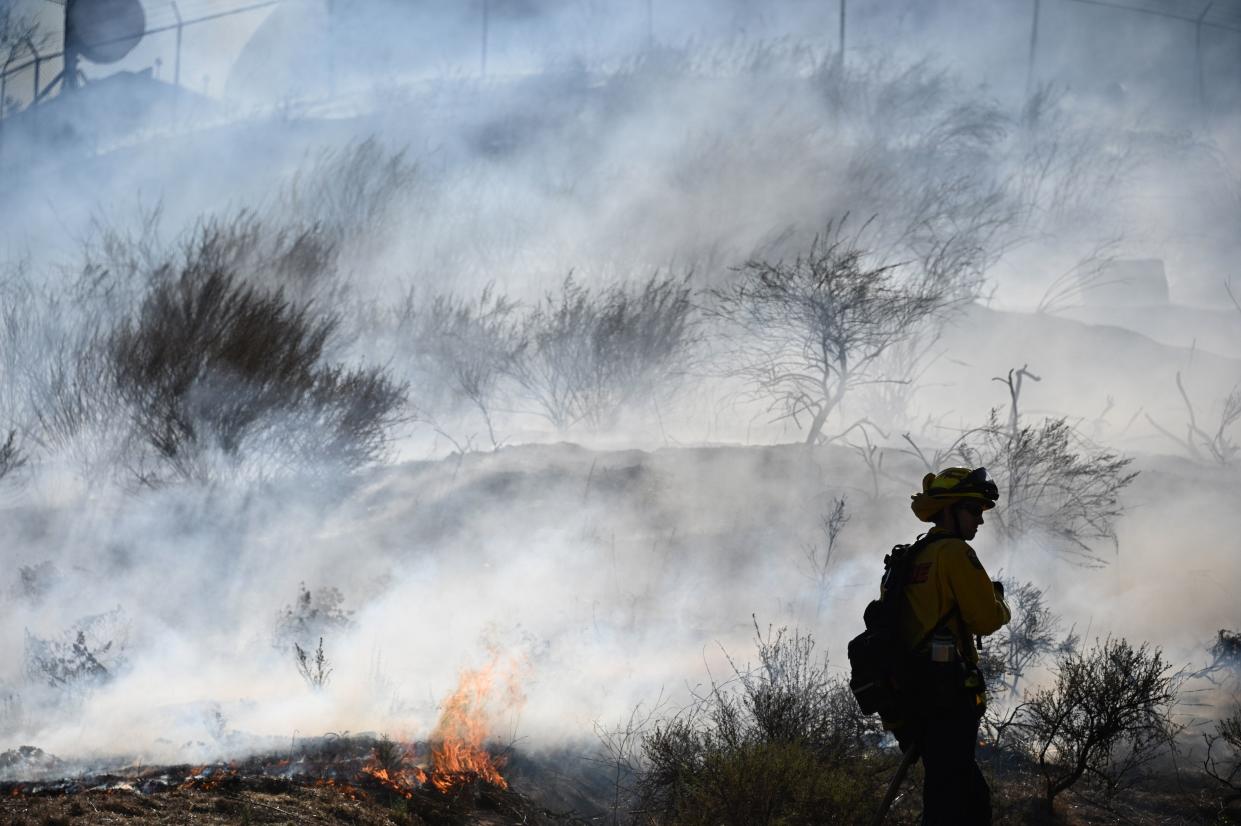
(899, 466, 1011, 825)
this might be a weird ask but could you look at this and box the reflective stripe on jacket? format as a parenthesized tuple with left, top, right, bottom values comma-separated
(894, 528, 1010, 664)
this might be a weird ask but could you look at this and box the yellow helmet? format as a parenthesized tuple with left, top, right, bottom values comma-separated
(910, 467, 999, 522)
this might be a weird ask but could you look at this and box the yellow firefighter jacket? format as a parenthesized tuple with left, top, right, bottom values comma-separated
(894, 528, 1011, 665)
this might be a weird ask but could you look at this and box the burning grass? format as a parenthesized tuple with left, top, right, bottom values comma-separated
(0, 735, 582, 826)
(0, 654, 557, 824)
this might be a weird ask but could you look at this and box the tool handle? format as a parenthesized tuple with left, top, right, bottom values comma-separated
(870, 743, 920, 826)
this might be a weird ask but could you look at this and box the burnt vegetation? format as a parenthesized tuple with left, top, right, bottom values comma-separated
(1205, 705, 1241, 805)
(395, 285, 525, 448)
(903, 365, 1138, 564)
(388, 272, 699, 445)
(108, 221, 405, 482)
(710, 224, 953, 446)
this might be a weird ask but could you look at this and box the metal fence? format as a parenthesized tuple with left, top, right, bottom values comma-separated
(2, 0, 1238, 123)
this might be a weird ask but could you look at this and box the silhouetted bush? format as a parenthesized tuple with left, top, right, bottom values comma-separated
(511, 274, 697, 431)
(109, 235, 405, 480)
(1017, 637, 1178, 812)
(0, 429, 25, 482)
(1211, 630, 1241, 676)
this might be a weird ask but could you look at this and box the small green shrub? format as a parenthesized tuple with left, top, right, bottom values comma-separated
(637, 624, 891, 825)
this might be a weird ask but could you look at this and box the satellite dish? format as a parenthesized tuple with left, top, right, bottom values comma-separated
(68, 0, 146, 64)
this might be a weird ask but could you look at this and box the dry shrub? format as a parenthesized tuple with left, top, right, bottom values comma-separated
(23, 608, 130, 700)
(637, 624, 890, 825)
(1017, 637, 1178, 812)
(978, 579, 1078, 700)
(907, 367, 1138, 564)
(958, 410, 1136, 563)
(275, 582, 353, 652)
(281, 137, 418, 258)
(512, 274, 697, 432)
(109, 226, 404, 481)
(396, 285, 525, 447)
(1204, 704, 1241, 805)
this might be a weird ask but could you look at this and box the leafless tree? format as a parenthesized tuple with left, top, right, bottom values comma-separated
(1018, 637, 1179, 812)
(1146, 371, 1240, 466)
(950, 366, 1138, 563)
(710, 224, 952, 446)
(510, 274, 697, 432)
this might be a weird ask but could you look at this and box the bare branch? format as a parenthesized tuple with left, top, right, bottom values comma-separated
(710, 222, 953, 446)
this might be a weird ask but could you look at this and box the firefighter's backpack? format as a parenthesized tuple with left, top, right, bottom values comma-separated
(846, 534, 940, 719)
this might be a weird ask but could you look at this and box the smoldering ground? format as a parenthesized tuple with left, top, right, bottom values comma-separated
(0, 0, 1239, 803)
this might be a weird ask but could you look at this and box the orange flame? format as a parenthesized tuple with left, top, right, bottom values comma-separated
(360, 740, 427, 798)
(427, 652, 527, 792)
(312, 777, 361, 799)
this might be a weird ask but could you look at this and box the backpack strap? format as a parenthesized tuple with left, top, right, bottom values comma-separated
(900, 533, 964, 655)
(912, 604, 961, 652)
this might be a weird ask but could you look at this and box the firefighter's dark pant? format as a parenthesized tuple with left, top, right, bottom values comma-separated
(908, 664, 992, 823)
(917, 693, 990, 826)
